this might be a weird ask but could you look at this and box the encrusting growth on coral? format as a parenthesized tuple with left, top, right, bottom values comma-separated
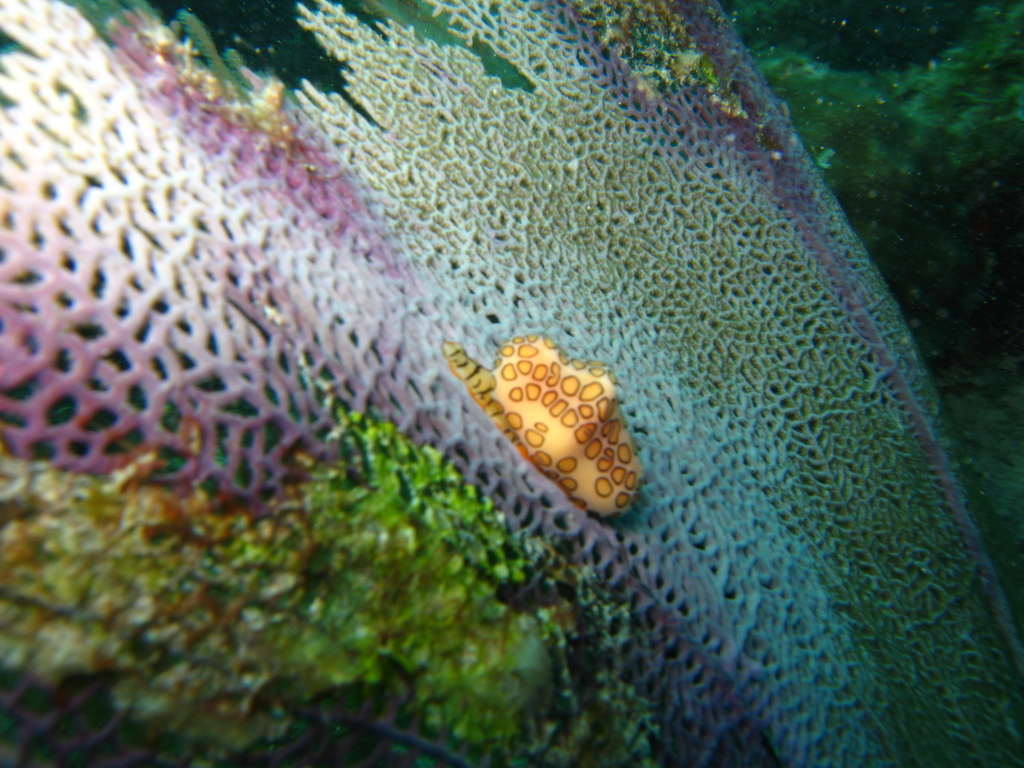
(444, 335, 642, 517)
(572, 0, 745, 115)
(0, 399, 659, 764)
(137, 16, 296, 149)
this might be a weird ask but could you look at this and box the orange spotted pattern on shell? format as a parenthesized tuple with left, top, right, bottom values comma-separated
(442, 335, 642, 517)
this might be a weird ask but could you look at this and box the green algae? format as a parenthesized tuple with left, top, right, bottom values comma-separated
(0, 401, 658, 764)
(0, 416, 535, 754)
(248, 408, 552, 747)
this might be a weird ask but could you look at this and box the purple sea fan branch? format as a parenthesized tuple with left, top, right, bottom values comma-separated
(0, 2, 417, 501)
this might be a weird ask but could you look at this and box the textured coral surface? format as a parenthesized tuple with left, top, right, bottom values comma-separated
(0, 0, 1021, 766)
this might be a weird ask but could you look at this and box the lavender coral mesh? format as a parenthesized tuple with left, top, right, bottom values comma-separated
(0, 0, 1021, 766)
(0, 4, 407, 499)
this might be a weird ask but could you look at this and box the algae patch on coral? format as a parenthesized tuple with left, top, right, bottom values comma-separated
(0, 404, 657, 764)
